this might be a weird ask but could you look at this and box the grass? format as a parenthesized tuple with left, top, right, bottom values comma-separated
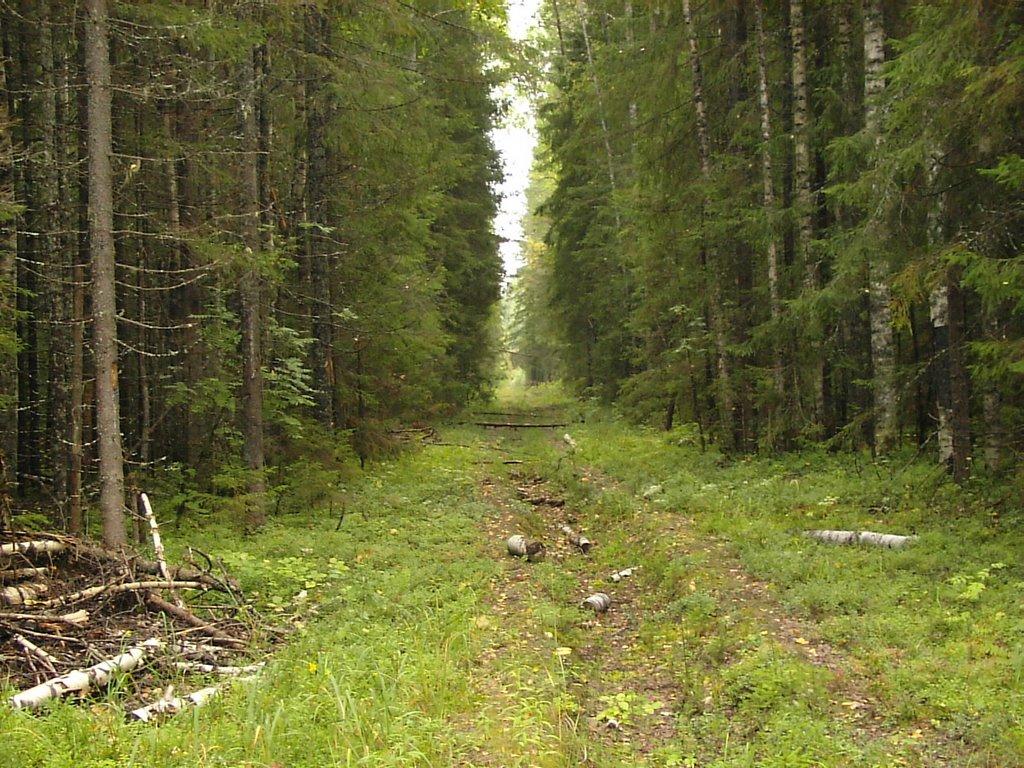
(554, 412, 1024, 766)
(0, 435, 581, 768)
(3, 383, 1022, 766)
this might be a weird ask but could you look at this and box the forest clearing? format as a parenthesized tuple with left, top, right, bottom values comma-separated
(1, 0, 1023, 766)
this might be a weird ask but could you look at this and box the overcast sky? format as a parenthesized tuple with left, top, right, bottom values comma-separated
(492, 0, 541, 283)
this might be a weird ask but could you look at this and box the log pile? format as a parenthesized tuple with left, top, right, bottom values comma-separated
(0, 517, 262, 720)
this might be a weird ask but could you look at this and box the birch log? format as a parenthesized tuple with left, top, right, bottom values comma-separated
(582, 593, 612, 613)
(560, 525, 592, 554)
(33, 580, 207, 609)
(0, 540, 67, 559)
(507, 535, 545, 562)
(804, 530, 917, 549)
(139, 493, 171, 582)
(10, 638, 163, 709)
(0, 609, 89, 626)
(0, 566, 53, 583)
(129, 684, 220, 722)
(0, 582, 48, 605)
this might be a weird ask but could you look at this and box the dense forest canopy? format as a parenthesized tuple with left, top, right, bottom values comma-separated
(511, 0, 1023, 476)
(0, 0, 508, 542)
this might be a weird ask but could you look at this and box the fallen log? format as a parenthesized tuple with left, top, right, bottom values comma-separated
(0, 566, 53, 583)
(0, 540, 67, 559)
(0, 609, 89, 626)
(473, 422, 568, 428)
(146, 592, 246, 648)
(582, 593, 612, 613)
(32, 580, 208, 609)
(804, 530, 917, 549)
(0, 582, 48, 606)
(173, 661, 265, 676)
(506, 535, 545, 563)
(560, 525, 592, 554)
(129, 684, 220, 722)
(10, 637, 163, 709)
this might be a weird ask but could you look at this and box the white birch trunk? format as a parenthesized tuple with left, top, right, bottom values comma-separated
(863, 0, 898, 451)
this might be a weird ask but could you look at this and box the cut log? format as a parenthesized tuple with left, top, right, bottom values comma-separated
(129, 684, 221, 722)
(0, 566, 54, 583)
(506, 535, 545, 563)
(0, 582, 49, 606)
(0, 540, 68, 559)
(560, 525, 592, 554)
(33, 580, 208, 609)
(582, 593, 612, 613)
(609, 567, 636, 583)
(146, 592, 246, 648)
(804, 530, 917, 549)
(10, 638, 163, 709)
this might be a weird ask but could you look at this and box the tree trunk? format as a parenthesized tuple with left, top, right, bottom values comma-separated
(790, 0, 825, 429)
(577, 0, 619, 228)
(84, 0, 126, 545)
(947, 272, 970, 482)
(239, 45, 266, 525)
(682, 0, 735, 449)
(863, 0, 897, 452)
(304, 4, 334, 427)
(753, 0, 785, 410)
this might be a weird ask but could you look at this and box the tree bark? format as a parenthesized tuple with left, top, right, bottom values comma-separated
(753, 0, 785, 410)
(863, 0, 897, 452)
(790, 0, 825, 429)
(682, 0, 736, 449)
(304, 4, 335, 427)
(84, 0, 127, 545)
(239, 44, 266, 523)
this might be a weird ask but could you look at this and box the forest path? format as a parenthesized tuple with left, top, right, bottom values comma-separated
(454, 392, 974, 767)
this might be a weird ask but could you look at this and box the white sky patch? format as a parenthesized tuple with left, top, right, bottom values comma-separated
(493, 0, 540, 284)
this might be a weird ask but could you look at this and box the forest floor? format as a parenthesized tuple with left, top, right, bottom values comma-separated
(3, 384, 1023, 767)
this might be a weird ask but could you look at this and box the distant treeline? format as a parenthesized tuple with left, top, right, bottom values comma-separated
(512, 0, 1023, 477)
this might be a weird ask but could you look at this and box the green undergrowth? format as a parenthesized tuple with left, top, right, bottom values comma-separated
(0, 432, 572, 768)
(548, 414, 1024, 766)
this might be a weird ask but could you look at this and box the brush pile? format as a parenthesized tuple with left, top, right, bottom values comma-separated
(0, 511, 264, 718)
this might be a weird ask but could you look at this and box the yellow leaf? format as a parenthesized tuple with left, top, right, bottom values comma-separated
(554, 647, 573, 657)
(794, 637, 809, 645)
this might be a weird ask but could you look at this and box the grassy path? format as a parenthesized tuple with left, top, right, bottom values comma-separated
(3, 389, 1022, 766)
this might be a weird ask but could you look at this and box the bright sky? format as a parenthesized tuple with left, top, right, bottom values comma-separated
(492, 0, 541, 284)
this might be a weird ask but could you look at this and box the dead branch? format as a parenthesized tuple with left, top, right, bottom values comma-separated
(146, 592, 246, 648)
(14, 634, 59, 675)
(32, 580, 208, 609)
